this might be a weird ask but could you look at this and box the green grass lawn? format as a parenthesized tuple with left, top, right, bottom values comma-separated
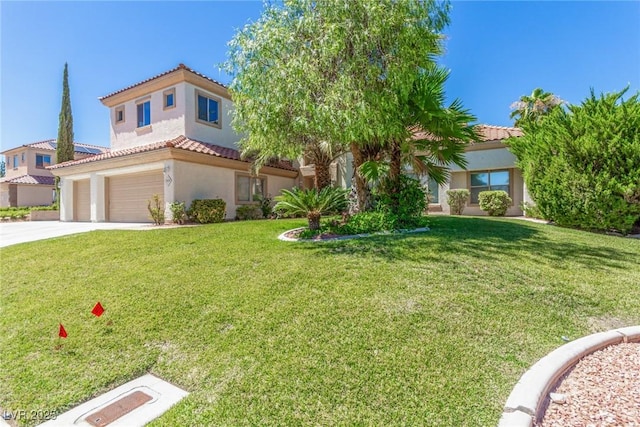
(1, 216, 639, 426)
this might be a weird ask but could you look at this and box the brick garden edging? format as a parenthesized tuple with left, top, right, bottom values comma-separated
(498, 325, 640, 426)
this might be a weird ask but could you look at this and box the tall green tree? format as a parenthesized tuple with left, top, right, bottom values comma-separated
(226, 0, 471, 208)
(510, 87, 563, 127)
(0, 159, 5, 178)
(57, 63, 75, 165)
(507, 87, 640, 234)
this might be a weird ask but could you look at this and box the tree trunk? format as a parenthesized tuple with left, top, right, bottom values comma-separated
(308, 211, 321, 231)
(350, 142, 371, 212)
(388, 139, 402, 214)
(314, 161, 332, 190)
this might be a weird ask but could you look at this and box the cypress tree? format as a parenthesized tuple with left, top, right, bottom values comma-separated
(56, 63, 75, 164)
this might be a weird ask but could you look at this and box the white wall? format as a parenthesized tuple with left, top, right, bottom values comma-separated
(109, 83, 188, 150)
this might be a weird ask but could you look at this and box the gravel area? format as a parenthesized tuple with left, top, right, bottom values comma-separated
(539, 342, 640, 426)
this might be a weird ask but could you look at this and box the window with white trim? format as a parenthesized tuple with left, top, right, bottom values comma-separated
(163, 88, 175, 110)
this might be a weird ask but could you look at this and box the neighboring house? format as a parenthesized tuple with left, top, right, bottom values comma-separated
(0, 140, 108, 208)
(426, 124, 528, 216)
(50, 64, 298, 222)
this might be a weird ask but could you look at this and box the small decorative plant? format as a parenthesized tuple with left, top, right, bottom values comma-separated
(478, 190, 512, 216)
(274, 187, 347, 231)
(147, 194, 165, 225)
(188, 199, 226, 224)
(446, 189, 470, 215)
(169, 201, 187, 224)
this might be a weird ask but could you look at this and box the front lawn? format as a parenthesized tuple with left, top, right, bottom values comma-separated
(1, 217, 639, 426)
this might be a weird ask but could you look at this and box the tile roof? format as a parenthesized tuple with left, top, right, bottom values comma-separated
(99, 64, 228, 101)
(49, 135, 297, 172)
(0, 174, 56, 185)
(474, 124, 523, 141)
(411, 124, 523, 143)
(1, 139, 109, 155)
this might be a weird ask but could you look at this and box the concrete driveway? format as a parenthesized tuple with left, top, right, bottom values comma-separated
(0, 221, 153, 248)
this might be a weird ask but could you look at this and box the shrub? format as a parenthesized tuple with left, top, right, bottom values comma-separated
(254, 194, 274, 218)
(236, 205, 262, 220)
(478, 190, 512, 216)
(376, 174, 428, 227)
(521, 201, 544, 219)
(274, 187, 347, 230)
(507, 87, 640, 234)
(446, 189, 470, 215)
(147, 194, 165, 225)
(169, 201, 187, 224)
(188, 199, 226, 224)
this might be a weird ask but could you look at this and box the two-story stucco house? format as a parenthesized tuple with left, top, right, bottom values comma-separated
(0, 140, 108, 208)
(50, 64, 299, 222)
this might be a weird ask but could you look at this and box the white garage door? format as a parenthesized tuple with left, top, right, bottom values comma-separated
(108, 171, 164, 222)
(74, 179, 91, 222)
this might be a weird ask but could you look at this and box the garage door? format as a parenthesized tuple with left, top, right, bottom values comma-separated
(108, 171, 164, 222)
(74, 179, 91, 222)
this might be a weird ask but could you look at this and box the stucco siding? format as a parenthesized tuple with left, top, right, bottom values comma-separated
(183, 83, 240, 149)
(17, 184, 55, 207)
(450, 147, 517, 172)
(173, 160, 295, 219)
(109, 82, 187, 151)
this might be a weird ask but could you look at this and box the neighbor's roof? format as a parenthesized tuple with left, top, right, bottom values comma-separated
(49, 135, 297, 172)
(99, 63, 228, 101)
(474, 124, 523, 141)
(411, 124, 522, 143)
(0, 174, 56, 185)
(1, 139, 109, 155)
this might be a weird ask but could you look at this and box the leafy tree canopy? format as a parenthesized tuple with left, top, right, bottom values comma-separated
(507, 87, 640, 234)
(510, 87, 564, 127)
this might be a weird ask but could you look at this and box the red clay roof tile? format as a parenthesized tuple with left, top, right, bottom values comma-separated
(48, 136, 297, 172)
(0, 175, 56, 185)
(99, 64, 227, 101)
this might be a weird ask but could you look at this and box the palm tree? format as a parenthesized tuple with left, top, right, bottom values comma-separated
(358, 67, 480, 214)
(510, 88, 564, 126)
(274, 187, 348, 230)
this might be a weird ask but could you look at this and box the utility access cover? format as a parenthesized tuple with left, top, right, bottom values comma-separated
(85, 391, 153, 426)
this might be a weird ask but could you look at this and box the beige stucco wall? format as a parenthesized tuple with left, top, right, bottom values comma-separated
(183, 83, 239, 150)
(109, 82, 188, 151)
(17, 184, 55, 207)
(173, 160, 295, 219)
(450, 147, 517, 172)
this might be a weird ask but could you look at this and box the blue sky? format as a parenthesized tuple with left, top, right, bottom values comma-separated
(1, 1, 639, 152)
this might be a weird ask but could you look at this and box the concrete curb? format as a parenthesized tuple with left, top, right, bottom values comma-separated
(277, 227, 429, 242)
(498, 325, 640, 426)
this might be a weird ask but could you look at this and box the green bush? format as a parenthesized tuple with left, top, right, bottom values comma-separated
(253, 194, 274, 218)
(376, 174, 428, 228)
(147, 194, 165, 225)
(507, 87, 640, 234)
(236, 205, 263, 220)
(478, 190, 512, 216)
(446, 189, 470, 215)
(520, 201, 544, 219)
(169, 201, 187, 224)
(188, 199, 226, 224)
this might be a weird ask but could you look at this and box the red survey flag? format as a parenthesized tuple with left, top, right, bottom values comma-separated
(91, 302, 105, 317)
(59, 323, 68, 338)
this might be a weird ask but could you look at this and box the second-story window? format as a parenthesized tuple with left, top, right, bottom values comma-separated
(115, 105, 125, 124)
(163, 88, 176, 110)
(137, 100, 151, 128)
(36, 154, 52, 169)
(196, 90, 220, 127)
(13, 155, 18, 169)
